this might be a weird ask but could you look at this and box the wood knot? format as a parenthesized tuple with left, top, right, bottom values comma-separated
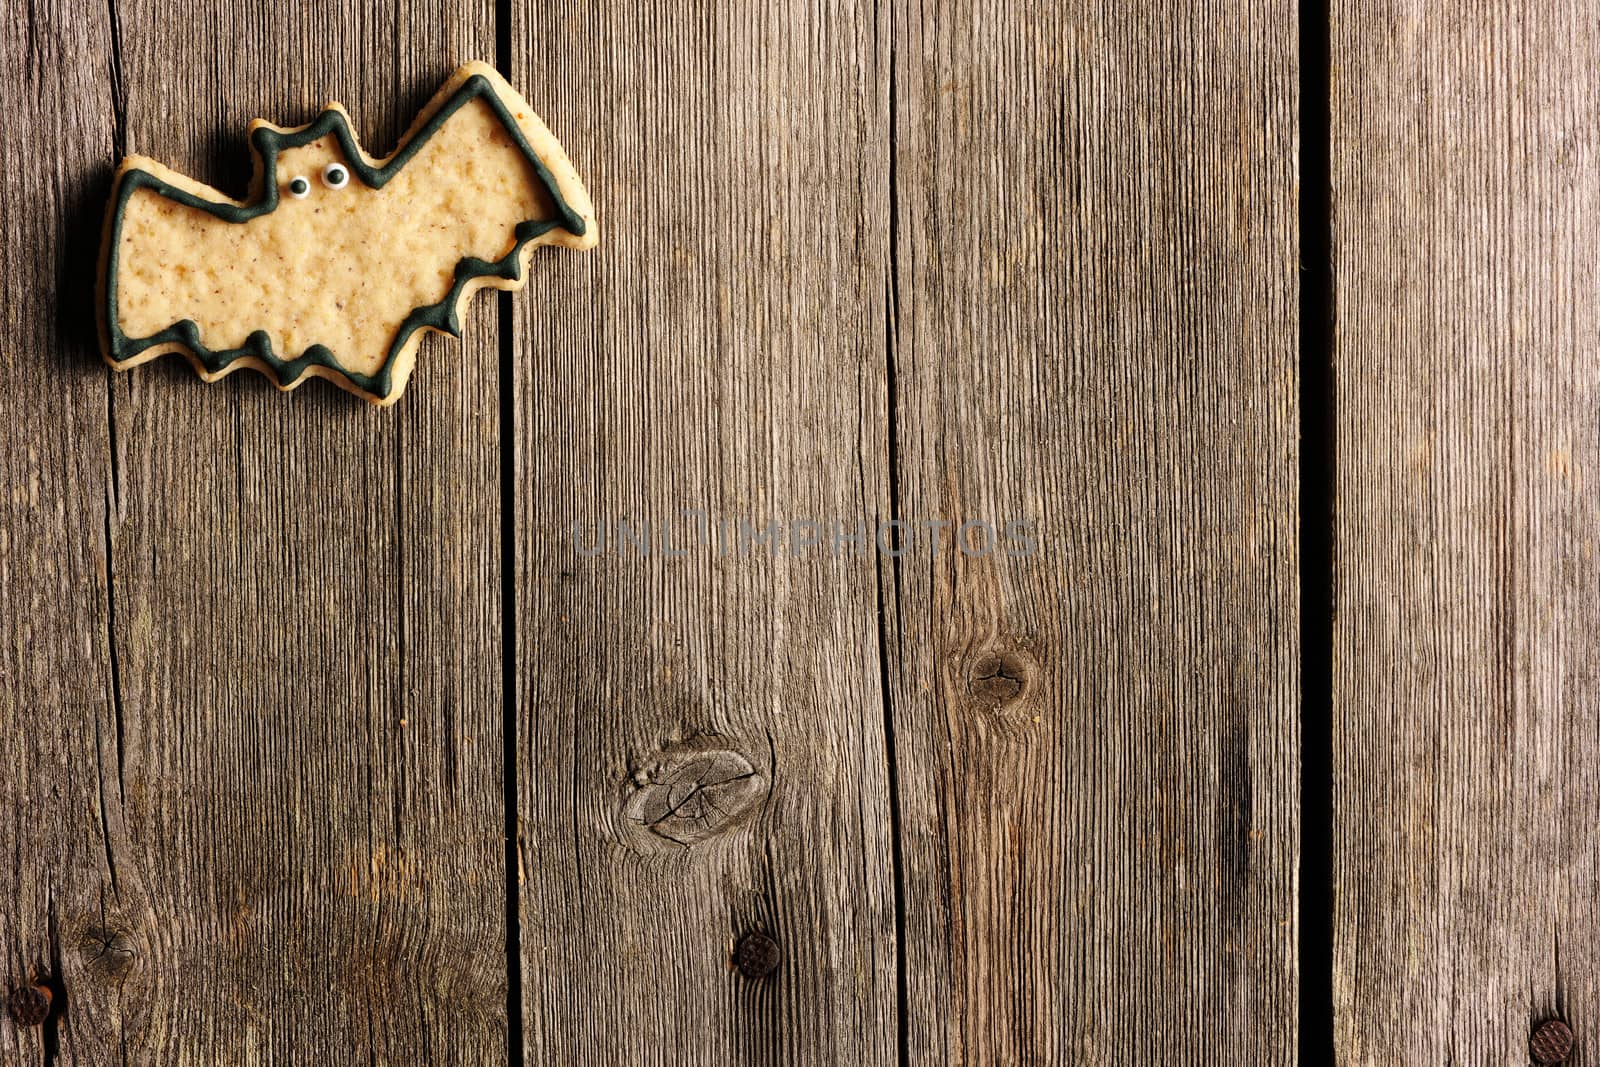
(79, 923, 138, 980)
(968, 649, 1035, 709)
(624, 743, 767, 847)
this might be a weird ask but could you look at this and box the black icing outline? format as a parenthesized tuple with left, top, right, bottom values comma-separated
(103, 73, 586, 400)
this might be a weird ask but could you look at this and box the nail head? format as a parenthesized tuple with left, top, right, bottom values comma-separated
(733, 931, 780, 979)
(1531, 1019, 1574, 1064)
(8, 983, 52, 1027)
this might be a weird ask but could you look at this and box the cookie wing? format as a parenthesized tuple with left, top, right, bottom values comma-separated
(363, 69, 594, 356)
(98, 163, 270, 378)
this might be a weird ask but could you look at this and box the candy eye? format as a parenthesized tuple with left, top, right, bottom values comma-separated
(322, 163, 349, 189)
(287, 176, 310, 199)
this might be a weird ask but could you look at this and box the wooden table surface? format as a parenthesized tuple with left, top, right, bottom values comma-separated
(0, 0, 1590, 1063)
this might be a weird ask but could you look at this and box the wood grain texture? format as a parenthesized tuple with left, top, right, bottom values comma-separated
(1333, 3, 1600, 1062)
(3, 0, 1310, 1061)
(508, 0, 1301, 1063)
(6, 2, 511, 1061)
(508, 1, 899, 1062)
(886, 0, 1301, 1062)
(0, 2, 119, 1062)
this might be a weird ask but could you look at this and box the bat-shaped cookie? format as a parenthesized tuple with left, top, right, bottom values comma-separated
(97, 62, 597, 405)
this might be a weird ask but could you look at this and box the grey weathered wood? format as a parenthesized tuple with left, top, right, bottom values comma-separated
(1332, 3, 1600, 1062)
(507, 1, 900, 1062)
(509, 0, 1301, 1063)
(0, 3, 120, 1063)
(885, 1, 1302, 1061)
(0, 2, 510, 1061)
(5, 0, 1308, 1060)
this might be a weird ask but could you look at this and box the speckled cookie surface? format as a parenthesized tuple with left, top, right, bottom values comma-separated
(97, 61, 597, 405)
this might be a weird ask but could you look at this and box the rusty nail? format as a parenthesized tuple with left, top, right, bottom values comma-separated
(733, 931, 780, 980)
(8, 983, 52, 1027)
(1531, 1019, 1575, 1064)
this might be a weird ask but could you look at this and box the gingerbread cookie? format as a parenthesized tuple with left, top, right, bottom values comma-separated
(97, 62, 597, 405)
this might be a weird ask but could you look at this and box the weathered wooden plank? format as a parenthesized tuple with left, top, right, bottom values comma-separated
(0, 2, 120, 1063)
(508, 1, 899, 1061)
(509, 0, 1300, 1061)
(887, 1, 1302, 1061)
(1333, 3, 1600, 1062)
(5, 1, 1307, 1060)
(29, 2, 512, 1061)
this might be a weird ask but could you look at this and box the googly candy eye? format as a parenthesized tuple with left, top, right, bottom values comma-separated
(322, 163, 349, 189)
(287, 176, 311, 199)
